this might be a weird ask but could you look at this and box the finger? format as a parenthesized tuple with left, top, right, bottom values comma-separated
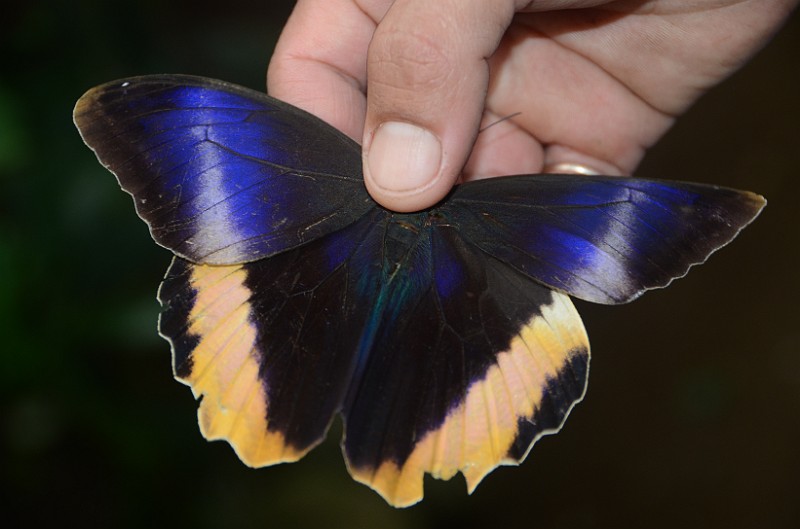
(267, 0, 383, 140)
(362, 0, 521, 212)
(462, 110, 544, 181)
(486, 18, 667, 177)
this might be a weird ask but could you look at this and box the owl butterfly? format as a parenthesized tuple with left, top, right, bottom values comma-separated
(74, 75, 764, 507)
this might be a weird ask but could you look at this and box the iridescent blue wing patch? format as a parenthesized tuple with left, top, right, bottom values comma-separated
(74, 75, 765, 508)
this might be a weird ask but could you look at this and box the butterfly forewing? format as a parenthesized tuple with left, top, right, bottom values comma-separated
(74, 75, 373, 265)
(447, 175, 765, 304)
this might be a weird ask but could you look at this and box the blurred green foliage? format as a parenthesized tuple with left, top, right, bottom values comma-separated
(2, 2, 798, 528)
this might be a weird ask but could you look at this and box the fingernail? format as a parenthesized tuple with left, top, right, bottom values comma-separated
(367, 121, 442, 193)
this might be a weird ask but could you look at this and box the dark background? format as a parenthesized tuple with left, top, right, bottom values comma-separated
(2, 2, 798, 528)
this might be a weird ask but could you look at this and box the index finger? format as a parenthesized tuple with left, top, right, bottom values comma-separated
(267, 0, 388, 140)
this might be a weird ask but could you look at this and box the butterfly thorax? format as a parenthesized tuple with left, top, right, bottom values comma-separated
(381, 211, 454, 283)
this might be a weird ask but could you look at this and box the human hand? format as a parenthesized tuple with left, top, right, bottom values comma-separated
(268, 0, 796, 212)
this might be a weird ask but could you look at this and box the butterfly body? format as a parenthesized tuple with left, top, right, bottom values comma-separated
(75, 75, 764, 507)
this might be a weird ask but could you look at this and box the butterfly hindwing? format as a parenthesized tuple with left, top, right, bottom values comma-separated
(74, 75, 373, 264)
(341, 217, 589, 506)
(158, 211, 386, 464)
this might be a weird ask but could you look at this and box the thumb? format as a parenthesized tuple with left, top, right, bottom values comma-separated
(362, 0, 518, 212)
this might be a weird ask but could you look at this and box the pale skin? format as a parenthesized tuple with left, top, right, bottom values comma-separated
(268, 0, 797, 212)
